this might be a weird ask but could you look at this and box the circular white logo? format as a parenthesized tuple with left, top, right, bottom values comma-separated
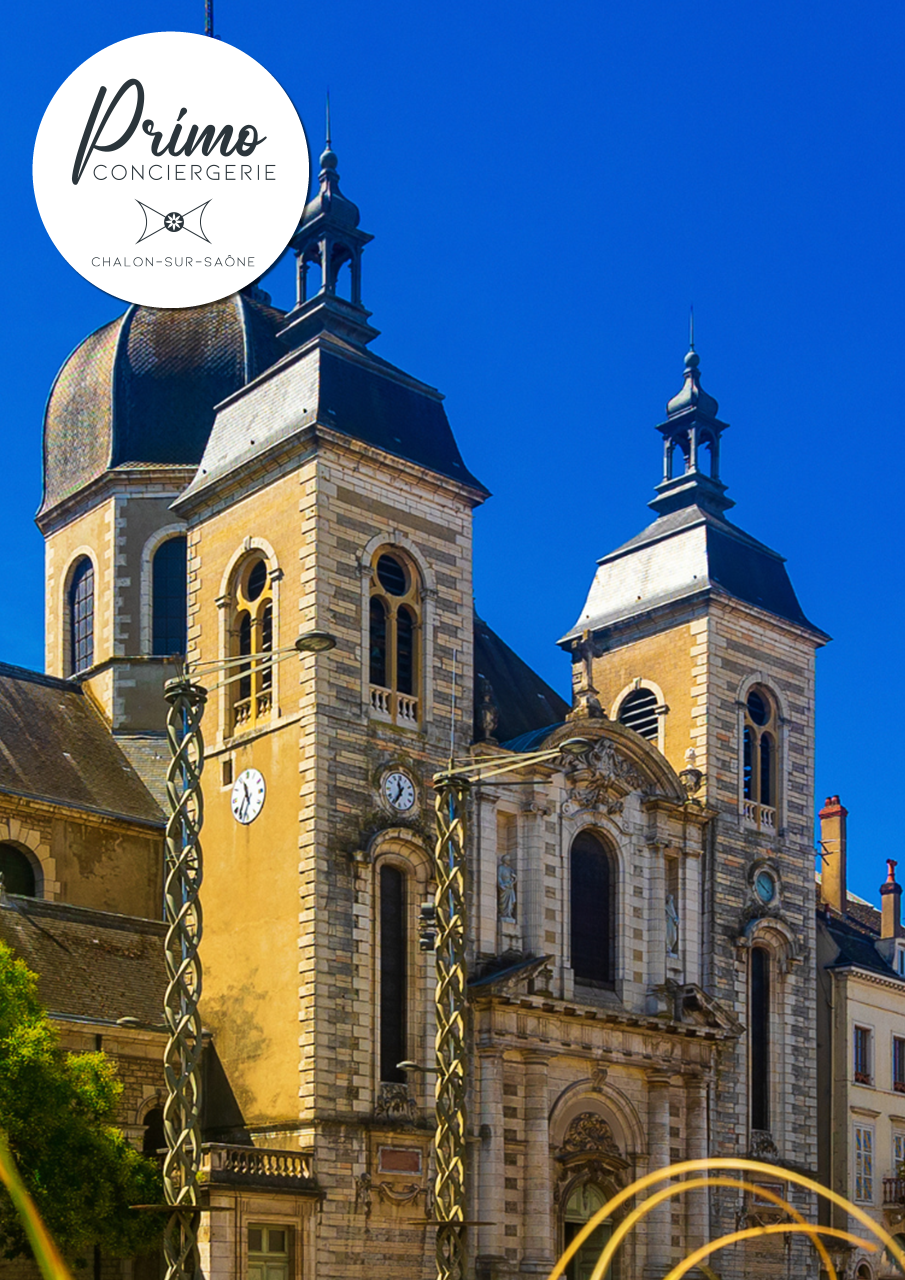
(33, 32, 309, 308)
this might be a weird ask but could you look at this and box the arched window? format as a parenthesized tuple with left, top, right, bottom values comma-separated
(68, 557, 94, 675)
(369, 550, 421, 726)
(152, 536, 187, 656)
(142, 1106, 165, 1157)
(742, 687, 779, 831)
(750, 945, 770, 1132)
(0, 844, 37, 897)
(378, 863, 407, 1084)
(231, 557, 273, 733)
(617, 688, 659, 741)
(570, 831, 616, 988)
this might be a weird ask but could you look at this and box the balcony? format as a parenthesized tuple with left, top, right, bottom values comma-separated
(370, 684, 419, 727)
(201, 1144, 317, 1193)
(743, 800, 776, 832)
(883, 1177, 905, 1205)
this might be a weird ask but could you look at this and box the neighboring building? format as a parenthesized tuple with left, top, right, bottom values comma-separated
(817, 797, 905, 1280)
(1, 132, 830, 1280)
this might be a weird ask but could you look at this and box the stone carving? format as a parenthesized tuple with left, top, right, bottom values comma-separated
(374, 1082, 417, 1123)
(666, 893, 680, 955)
(477, 673, 499, 742)
(589, 1064, 609, 1094)
(376, 1181, 424, 1207)
(560, 1112, 622, 1159)
(563, 739, 646, 815)
(497, 853, 517, 923)
(748, 1129, 780, 1162)
(568, 633, 606, 721)
(354, 1171, 372, 1216)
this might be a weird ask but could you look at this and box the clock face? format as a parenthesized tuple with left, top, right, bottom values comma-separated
(755, 869, 776, 904)
(231, 768, 266, 825)
(384, 771, 416, 813)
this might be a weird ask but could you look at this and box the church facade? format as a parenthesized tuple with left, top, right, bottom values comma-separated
(1, 135, 829, 1280)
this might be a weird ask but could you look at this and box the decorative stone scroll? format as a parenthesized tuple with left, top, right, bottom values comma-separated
(562, 739, 646, 816)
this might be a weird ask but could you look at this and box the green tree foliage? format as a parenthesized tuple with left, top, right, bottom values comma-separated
(0, 941, 164, 1262)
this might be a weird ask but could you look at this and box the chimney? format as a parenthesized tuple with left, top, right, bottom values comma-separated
(820, 795, 848, 915)
(882, 860, 903, 939)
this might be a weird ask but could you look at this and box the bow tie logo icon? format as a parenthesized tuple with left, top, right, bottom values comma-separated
(136, 199, 211, 244)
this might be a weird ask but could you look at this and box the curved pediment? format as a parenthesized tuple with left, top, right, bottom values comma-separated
(542, 717, 688, 807)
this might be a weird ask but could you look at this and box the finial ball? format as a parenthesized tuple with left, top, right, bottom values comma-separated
(684, 349, 700, 370)
(320, 147, 338, 170)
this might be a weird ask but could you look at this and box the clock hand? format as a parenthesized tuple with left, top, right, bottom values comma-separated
(392, 779, 404, 802)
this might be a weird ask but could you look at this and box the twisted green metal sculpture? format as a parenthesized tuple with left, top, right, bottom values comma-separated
(163, 677, 207, 1280)
(433, 775, 470, 1280)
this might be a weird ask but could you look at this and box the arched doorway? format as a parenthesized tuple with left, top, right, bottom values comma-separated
(563, 1184, 614, 1280)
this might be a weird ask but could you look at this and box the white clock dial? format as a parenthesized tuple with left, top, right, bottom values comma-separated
(384, 771, 416, 812)
(231, 768, 266, 825)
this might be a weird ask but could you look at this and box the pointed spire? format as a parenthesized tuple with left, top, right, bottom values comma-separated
(326, 90, 332, 151)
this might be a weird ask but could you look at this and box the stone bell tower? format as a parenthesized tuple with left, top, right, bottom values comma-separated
(560, 339, 829, 1278)
(171, 136, 489, 1279)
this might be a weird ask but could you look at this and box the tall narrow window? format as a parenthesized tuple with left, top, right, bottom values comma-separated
(379, 864, 407, 1083)
(152, 536, 187, 656)
(68, 557, 94, 675)
(368, 550, 421, 726)
(854, 1026, 873, 1084)
(894, 1038, 905, 1093)
(750, 945, 770, 1131)
(854, 1126, 874, 1202)
(570, 831, 615, 987)
(230, 557, 273, 733)
(742, 687, 779, 831)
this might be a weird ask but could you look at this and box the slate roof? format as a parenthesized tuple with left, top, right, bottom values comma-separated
(473, 615, 570, 744)
(0, 664, 164, 826)
(177, 333, 486, 507)
(40, 291, 287, 517)
(561, 503, 827, 644)
(0, 896, 166, 1025)
(823, 911, 899, 979)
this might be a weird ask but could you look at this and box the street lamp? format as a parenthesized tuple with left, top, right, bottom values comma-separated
(161, 630, 336, 1280)
(430, 737, 591, 1280)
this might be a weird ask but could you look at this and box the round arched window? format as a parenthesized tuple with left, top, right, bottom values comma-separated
(0, 844, 37, 897)
(617, 688, 659, 741)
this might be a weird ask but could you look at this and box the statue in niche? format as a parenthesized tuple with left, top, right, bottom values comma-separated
(666, 893, 680, 955)
(497, 853, 517, 923)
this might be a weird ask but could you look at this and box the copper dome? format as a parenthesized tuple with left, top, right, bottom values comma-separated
(40, 291, 286, 518)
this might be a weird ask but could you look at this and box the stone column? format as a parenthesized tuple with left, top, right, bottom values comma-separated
(476, 1045, 506, 1275)
(644, 1071, 672, 1279)
(520, 1052, 555, 1274)
(684, 1073, 709, 1253)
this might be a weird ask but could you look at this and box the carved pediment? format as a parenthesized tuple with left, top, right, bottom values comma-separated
(674, 983, 743, 1035)
(557, 1112, 623, 1162)
(563, 739, 646, 816)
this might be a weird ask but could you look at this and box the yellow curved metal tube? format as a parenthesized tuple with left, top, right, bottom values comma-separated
(663, 1222, 876, 1280)
(545, 1157, 905, 1280)
(586, 1176, 836, 1280)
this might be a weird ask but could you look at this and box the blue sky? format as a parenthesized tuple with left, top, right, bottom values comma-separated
(1, 0, 901, 904)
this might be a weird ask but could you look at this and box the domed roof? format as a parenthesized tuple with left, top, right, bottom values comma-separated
(40, 291, 287, 518)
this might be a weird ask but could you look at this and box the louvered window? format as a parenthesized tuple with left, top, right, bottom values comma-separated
(379, 865, 407, 1083)
(570, 831, 615, 987)
(617, 688, 659, 741)
(69, 557, 94, 675)
(230, 557, 274, 734)
(742, 686, 779, 831)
